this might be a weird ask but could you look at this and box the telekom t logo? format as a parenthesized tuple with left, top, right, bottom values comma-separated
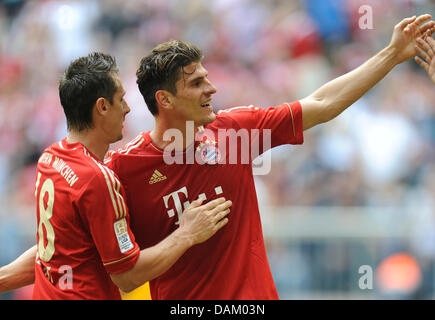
(163, 186, 189, 225)
(163, 185, 224, 224)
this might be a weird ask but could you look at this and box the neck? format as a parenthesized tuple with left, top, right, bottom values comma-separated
(150, 116, 200, 151)
(67, 129, 110, 161)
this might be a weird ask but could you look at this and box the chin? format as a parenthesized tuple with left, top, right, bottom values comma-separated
(204, 112, 217, 124)
(192, 110, 216, 127)
(112, 134, 123, 143)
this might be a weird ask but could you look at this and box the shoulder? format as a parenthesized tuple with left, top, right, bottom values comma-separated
(38, 141, 98, 179)
(215, 102, 301, 125)
(208, 105, 259, 129)
(215, 105, 262, 121)
(38, 142, 114, 197)
(104, 133, 147, 166)
(79, 157, 122, 199)
(217, 105, 260, 116)
(75, 150, 116, 195)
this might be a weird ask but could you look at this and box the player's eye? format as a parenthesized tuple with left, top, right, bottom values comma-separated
(191, 78, 203, 87)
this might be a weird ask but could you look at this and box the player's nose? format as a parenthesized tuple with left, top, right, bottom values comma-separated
(124, 100, 131, 115)
(205, 78, 217, 95)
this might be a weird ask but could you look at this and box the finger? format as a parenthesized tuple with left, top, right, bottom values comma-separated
(426, 36, 435, 51)
(415, 56, 429, 73)
(417, 37, 433, 54)
(415, 45, 431, 62)
(209, 200, 232, 215)
(419, 21, 435, 34)
(419, 37, 435, 55)
(414, 14, 432, 26)
(214, 208, 230, 222)
(418, 38, 435, 57)
(187, 197, 204, 209)
(398, 16, 416, 29)
(214, 217, 229, 231)
(202, 197, 227, 210)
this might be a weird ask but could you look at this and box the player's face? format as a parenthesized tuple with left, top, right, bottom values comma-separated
(104, 76, 130, 143)
(170, 62, 217, 127)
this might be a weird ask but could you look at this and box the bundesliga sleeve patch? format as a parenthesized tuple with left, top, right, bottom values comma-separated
(113, 218, 134, 253)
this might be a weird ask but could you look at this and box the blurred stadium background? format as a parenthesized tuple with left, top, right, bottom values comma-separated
(0, 0, 434, 300)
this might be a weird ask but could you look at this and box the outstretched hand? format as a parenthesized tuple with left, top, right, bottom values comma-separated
(415, 35, 435, 84)
(389, 14, 435, 64)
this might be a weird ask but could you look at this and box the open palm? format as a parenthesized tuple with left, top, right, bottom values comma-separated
(415, 36, 435, 84)
(389, 15, 434, 64)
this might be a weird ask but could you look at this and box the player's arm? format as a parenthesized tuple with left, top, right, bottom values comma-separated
(0, 245, 36, 292)
(110, 197, 231, 293)
(415, 34, 435, 84)
(300, 14, 434, 130)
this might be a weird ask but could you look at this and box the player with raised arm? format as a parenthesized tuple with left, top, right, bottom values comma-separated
(1, 14, 433, 299)
(106, 15, 434, 299)
(0, 52, 231, 299)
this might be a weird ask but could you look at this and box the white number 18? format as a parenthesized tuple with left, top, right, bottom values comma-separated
(35, 172, 55, 262)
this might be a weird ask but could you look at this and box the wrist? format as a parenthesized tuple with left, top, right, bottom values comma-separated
(172, 226, 196, 248)
(0, 265, 12, 292)
(383, 44, 402, 66)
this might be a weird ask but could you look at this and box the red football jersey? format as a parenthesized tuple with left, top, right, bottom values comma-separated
(106, 101, 303, 299)
(32, 138, 140, 300)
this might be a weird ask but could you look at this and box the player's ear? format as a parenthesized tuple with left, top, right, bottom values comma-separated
(95, 97, 109, 115)
(155, 90, 174, 111)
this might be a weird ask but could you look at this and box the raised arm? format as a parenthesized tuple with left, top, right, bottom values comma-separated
(415, 34, 435, 84)
(110, 197, 231, 293)
(0, 245, 36, 293)
(300, 14, 434, 131)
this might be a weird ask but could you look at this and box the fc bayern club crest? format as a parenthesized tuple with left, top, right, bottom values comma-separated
(197, 140, 221, 165)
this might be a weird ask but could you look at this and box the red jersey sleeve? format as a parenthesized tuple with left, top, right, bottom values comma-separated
(77, 165, 140, 275)
(216, 101, 304, 150)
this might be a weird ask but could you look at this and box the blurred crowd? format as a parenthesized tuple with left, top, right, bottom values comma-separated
(0, 0, 434, 299)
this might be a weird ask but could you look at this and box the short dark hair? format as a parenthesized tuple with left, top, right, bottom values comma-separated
(136, 40, 203, 115)
(59, 52, 119, 131)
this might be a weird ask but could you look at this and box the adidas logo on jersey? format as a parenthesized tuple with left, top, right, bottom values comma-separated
(149, 170, 167, 184)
